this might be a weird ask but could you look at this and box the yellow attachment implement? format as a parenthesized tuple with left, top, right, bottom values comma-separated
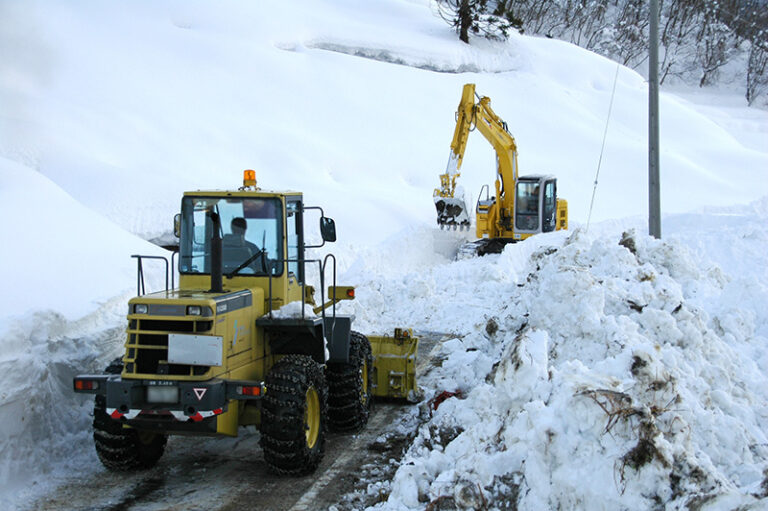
(369, 328, 419, 400)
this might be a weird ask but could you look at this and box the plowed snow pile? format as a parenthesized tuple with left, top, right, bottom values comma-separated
(344, 227, 768, 510)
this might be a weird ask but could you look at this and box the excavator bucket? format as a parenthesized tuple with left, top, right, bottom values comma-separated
(369, 328, 419, 401)
(434, 195, 470, 230)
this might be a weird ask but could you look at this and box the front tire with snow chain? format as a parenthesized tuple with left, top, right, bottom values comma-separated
(92, 358, 167, 471)
(260, 355, 328, 475)
(326, 331, 373, 432)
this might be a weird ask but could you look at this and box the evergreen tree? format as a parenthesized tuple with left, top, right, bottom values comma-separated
(436, 0, 523, 44)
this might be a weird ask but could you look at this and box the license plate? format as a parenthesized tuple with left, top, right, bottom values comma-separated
(146, 386, 179, 403)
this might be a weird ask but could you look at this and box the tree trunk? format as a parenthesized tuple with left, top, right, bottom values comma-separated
(458, 0, 471, 43)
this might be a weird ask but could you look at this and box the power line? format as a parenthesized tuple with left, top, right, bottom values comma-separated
(586, 62, 621, 233)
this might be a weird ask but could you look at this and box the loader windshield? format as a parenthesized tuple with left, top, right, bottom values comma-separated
(179, 196, 284, 277)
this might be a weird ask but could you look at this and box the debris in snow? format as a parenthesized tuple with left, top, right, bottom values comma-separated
(428, 390, 463, 414)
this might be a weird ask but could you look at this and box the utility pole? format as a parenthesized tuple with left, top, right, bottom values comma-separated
(648, 0, 661, 238)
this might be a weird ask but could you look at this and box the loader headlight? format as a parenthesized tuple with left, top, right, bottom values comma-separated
(133, 304, 149, 314)
(186, 305, 202, 316)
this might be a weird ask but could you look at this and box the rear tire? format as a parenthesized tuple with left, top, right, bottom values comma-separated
(260, 355, 328, 475)
(93, 358, 167, 471)
(327, 331, 373, 432)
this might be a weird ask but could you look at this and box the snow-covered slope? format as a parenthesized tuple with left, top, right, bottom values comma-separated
(0, 157, 167, 323)
(0, 0, 767, 509)
(2, 0, 767, 248)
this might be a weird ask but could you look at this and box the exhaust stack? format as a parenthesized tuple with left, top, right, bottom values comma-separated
(208, 210, 223, 293)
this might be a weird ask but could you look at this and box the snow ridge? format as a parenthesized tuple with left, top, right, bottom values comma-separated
(370, 230, 768, 510)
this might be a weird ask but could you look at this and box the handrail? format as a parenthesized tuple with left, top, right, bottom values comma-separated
(321, 253, 338, 348)
(265, 255, 338, 325)
(476, 183, 491, 211)
(131, 255, 169, 296)
(170, 250, 178, 289)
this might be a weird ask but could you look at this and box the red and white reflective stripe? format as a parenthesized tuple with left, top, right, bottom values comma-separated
(109, 407, 223, 422)
(170, 409, 224, 422)
(106, 408, 141, 420)
(190, 409, 223, 422)
(107, 408, 124, 419)
(170, 410, 188, 422)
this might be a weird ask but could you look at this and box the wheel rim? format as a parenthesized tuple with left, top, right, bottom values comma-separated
(137, 430, 156, 445)
(304, 386, 320, 449)
(360, 360, 369, 405)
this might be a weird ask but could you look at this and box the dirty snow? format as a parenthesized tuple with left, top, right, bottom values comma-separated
(1, 0, 767, 509)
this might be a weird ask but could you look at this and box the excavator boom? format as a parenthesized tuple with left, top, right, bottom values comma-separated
(433, 84, 477, 230)
(434, 84, 568, 254)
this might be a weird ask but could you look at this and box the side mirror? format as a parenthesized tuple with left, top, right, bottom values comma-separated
(320, 217, 336, 243)
(173, 214, 181, 238)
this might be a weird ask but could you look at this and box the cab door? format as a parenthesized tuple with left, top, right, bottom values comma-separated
(542, 179, 557, 233)
(285, 198, 305, 304)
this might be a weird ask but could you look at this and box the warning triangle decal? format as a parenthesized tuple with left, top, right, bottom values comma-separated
(193, 388, 207, 400)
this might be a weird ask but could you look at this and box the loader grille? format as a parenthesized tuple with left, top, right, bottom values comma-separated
(124, 319, 213, 377)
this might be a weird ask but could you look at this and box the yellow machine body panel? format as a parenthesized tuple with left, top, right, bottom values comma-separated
(124, 286, 268, 383)
(557, 198, 569, 230)
(368, 329, 418, 400)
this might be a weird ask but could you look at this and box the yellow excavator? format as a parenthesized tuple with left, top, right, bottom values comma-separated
(434, 83, 568, 256)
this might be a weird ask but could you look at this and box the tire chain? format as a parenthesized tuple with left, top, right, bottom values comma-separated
(92, 358, 167, 471)
(326, 331, 373, 432)
(260, 355, 328, 475)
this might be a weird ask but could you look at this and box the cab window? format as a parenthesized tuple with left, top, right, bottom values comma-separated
(542, 180, 556, 232)
(179, 196, 284, 276)
(515, 181, 540, 231)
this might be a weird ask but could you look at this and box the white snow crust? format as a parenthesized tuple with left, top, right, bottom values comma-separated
(355, 224, 768, 510)
(271, 301, 319, 320)
(1, 0, 767, 509)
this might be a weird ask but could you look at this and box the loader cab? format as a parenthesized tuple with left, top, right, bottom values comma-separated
(177, 190, 311, 306)
(515, 176, 557, 235)
(179, 195, 287, 278)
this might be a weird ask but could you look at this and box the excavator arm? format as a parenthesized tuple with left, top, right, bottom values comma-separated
(434, 83, 520, 233)
(434, 85, 474, 230)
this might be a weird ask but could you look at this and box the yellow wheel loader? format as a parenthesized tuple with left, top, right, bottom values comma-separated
(434, 84, 569, 256)
(73, 171, 418, 475)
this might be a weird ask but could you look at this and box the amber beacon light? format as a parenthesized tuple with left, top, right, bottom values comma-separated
(243, 169, 257, 188)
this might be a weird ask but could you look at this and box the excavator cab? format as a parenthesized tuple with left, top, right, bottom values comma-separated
(514, 176, 564, 235)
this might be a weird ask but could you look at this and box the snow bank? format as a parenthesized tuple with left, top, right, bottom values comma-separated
(0, 301, 127, 503)
(0, 157, 168, 323)
(0, 157, 169, 506)
(363, 228, 768, 510)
